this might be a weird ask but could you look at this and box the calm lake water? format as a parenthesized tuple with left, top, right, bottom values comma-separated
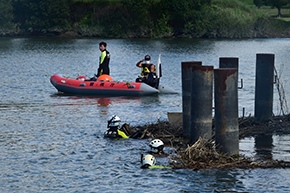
(1, 37, 290, 192)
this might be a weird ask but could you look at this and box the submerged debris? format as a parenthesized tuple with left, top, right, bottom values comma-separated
(122, 121, 187, 148)
(239, 114, 290, 139)
(127, 115, 290, 170)
(174, 137, 290, 170)
(173, 137, 249, 170)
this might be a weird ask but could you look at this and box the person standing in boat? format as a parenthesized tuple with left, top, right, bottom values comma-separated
(135, 55, 158, 88)
(96, 41, 110, 78)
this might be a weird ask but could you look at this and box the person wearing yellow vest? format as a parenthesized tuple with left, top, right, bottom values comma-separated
(96, 41, 110, 78)
(104, 115, 156, 139)
(136, 55, 158, 88)
(140, 154, 172, 169)
(104, 115, 129, 139)
(136, 55, 155, 78)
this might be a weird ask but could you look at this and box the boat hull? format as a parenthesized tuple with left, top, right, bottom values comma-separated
(50, 74, 159, 96)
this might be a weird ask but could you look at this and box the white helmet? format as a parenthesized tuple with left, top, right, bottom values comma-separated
(107, 115, 121, 127)
(149, 139, 164, 153)
(142, 154, 156, 167)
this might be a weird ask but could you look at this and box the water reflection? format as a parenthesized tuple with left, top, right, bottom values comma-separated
(50, 93, 161, 107)
(254, 135, 274, 160)
(50, 95, 141, 106)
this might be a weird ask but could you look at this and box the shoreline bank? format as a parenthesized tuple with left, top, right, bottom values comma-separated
(2, 28, 290, 39)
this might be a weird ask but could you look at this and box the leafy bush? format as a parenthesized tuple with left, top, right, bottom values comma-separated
(14, 0, 72, 33)
(77, 25, 103, 37)
(152, 14, 173, 38)
(4, 0, 290, 37)
(0, 0, 14, 29)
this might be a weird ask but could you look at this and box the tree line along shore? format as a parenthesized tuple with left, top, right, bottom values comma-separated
(1, 0, 290, 38)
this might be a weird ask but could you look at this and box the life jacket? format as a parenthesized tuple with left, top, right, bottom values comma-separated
(141, 63, 156, 76)
(141, 164, 172, 169)
(148, 165, 172, 169)
(141, 65, 150, 76)
(104, 127, 129, 139)
(97, 49, 110, 77)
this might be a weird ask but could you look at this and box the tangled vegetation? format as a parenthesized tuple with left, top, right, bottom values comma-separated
(127, 114, 290, 170)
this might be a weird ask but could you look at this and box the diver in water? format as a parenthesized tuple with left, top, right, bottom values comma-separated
(104, 115, 129, 139)
(104, 115, 153, 139)
(140, 154, 172, 169)
(149, 139, 165, 155)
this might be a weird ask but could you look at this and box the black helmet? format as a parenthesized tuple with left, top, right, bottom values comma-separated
(144, 55, 151, 61)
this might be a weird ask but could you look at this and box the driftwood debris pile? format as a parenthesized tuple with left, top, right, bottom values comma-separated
(126, 114, 290, 170)
(174, 137, 290, 170)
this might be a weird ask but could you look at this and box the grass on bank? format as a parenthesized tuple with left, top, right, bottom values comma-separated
(279, 17, 290, 21)
(238, 0, 290, 18)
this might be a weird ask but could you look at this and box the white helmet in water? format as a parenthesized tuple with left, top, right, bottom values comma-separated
(142, 154, 156, 167)
(149, 139, 164, 153)
(107, 115, 121, 127)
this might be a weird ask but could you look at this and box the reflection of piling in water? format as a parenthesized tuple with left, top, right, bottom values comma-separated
(189, 65, 214, 144)
(255, 135, 273, 160)
(181, 61, 202, 137)
(255, 53, 275, 122)
(214, 68, 239, 156)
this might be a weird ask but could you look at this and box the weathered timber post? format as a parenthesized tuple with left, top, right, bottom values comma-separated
(219, 57, 239, 80)
(214, 68, 239, 156)
(255, 53, 275, 122)
(190, 65, 214, 144)
(181, 61, 202, 137)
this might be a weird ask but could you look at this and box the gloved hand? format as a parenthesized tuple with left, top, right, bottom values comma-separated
(88, 76, 98, 81)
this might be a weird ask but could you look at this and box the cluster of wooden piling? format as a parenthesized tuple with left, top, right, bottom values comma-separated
(127, 53, 285, 170)
(182, 54, 275, 157)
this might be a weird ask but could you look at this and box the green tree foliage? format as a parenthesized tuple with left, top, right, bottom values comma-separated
(0, 0, 14, 29)
(13, 0, 72, 32)
(265, 0, 290, 17)
(161, 0, 211, 29)
(2, 0, 289, 38)
(120, 0, 172, 37)
(253, 0, 264, 8)
(121, 0, 157, 30)
(12, 0, 26, 27)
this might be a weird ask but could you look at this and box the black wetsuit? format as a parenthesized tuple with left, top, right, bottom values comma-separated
(104, 126, 129, 139)
(96, 49, 110, 77)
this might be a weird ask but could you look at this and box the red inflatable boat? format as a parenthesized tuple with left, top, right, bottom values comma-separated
(50, 74, 160, 96)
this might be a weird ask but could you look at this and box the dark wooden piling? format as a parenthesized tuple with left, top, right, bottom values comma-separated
(214, 68, 239, 156)
(181, 61, 202, 137)
(189, 65, 214, 144)
(219, 57, 239, 81)
(255, 53, 275, 122)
